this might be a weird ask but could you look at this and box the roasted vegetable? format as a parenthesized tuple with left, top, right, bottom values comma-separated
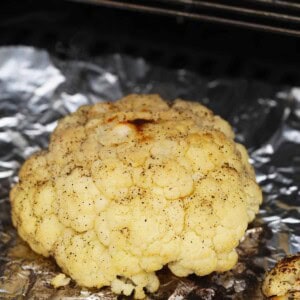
(263, 254, 300, 300)
(10, 94, 262, 298)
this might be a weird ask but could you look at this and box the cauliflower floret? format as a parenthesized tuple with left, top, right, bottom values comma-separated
(51, 273, 71, 288)
(10, 94, 262, 299)
(262, 254, 300, 299)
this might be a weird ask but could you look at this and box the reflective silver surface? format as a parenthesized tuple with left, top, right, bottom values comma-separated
(0, 46, 299, 299)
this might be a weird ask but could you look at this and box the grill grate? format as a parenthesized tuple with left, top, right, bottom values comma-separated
(71, 0, 300, 37)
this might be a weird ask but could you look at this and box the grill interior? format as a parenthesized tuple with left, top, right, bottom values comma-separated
(2, 0, 300, 86)
(71, 0, 300, 37)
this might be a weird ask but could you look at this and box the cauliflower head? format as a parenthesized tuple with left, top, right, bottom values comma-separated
(10, 94, 262, 299)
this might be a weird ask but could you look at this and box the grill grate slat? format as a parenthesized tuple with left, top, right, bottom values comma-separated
(70, 0, 300, 37)
(247, 0, 300, 10)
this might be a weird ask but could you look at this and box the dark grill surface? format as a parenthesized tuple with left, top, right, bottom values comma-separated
(1, 0, 300, 86)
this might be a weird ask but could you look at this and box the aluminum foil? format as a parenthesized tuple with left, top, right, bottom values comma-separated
(0, 46, 299, 300)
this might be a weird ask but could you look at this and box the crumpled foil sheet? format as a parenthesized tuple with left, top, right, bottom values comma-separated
(0, 46, 299, 300)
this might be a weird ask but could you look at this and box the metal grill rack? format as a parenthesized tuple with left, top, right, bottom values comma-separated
(72, 0, 300, 37)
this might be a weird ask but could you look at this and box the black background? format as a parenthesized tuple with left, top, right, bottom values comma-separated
(1, 0, 300, 85)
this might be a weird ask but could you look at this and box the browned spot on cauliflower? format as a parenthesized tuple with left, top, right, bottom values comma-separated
(262, 254, 300, 300)
(10, 94, 262, 299)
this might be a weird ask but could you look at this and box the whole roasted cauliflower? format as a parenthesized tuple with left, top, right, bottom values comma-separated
(10, 94, 262, 298)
